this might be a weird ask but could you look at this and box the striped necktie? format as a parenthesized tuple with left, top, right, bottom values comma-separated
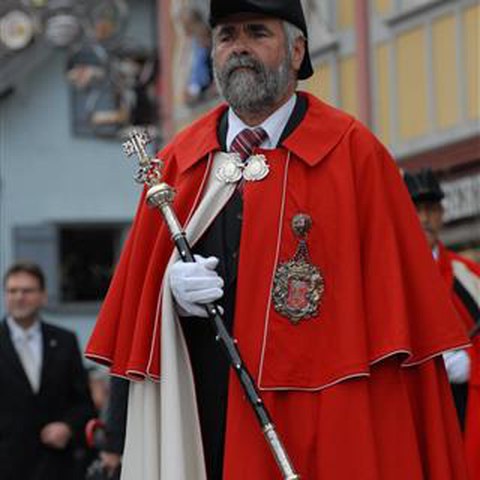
(230, 127, 268, 161)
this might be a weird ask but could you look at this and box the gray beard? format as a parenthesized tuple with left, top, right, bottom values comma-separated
(213, 53, 293, 117)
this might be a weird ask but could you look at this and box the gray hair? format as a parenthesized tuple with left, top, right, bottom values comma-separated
(283, 21, 305, 57)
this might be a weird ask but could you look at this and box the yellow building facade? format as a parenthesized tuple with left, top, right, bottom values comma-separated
(302, 0, 479, 258)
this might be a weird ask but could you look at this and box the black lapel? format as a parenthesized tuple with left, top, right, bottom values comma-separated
(0, 319, 34, 391)
(218, 110, 228, 150)
(40, 322, 59, 389)
(278, 94, 308, 144)
(199, 107, 241, 289)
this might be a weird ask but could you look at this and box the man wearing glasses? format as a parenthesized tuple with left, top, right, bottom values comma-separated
(0, 261, 94, 480)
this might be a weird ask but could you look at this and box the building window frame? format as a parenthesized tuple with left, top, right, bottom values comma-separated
(13, 222, 130, 314)
(387, 0, 458, 25)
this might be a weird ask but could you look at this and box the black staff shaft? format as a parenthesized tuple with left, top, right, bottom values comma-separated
(175, 234, 271, 422)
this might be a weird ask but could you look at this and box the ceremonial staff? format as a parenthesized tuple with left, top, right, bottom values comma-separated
(123, 131, 300, 480)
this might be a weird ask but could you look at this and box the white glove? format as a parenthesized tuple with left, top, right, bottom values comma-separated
(169, 255, 224, 318)
(443, 349, 471, 384)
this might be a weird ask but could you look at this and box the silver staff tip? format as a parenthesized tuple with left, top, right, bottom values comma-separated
(122, 130, 152, 157)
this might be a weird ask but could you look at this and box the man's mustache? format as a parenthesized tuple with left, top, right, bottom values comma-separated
(224, 54, 262, 78)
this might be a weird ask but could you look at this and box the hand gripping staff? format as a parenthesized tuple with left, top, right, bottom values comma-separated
(123, 131, 300, 480)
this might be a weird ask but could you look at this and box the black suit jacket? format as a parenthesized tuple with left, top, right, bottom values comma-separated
(0, 319, 95, 480)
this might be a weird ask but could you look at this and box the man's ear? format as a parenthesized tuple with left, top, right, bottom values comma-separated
(291, 37, 306, 74)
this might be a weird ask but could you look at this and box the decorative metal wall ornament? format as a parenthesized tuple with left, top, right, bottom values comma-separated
(216, 153, 270, 184)
(0, 0, 130, 54)
(272, 214, 325, 325)
(44, 11, 82, 47)
(0, 9, 35, 51)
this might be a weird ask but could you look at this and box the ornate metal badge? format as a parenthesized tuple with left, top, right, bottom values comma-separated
(216, 154, 270, 184)
(243, 154, 270, 182)
(272, 214, 325, 325)
(216, 154, 244, 184)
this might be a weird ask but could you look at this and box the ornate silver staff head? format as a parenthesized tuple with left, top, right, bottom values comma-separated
(122, 130, 175, 210)
(122, 130, 163, 187)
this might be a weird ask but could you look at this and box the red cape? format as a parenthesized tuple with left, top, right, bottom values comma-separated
(86, 93, 469, 478)
(441, 247, 480, 478)
(466, 336, 480, 479)
(437, 242, 480, 333)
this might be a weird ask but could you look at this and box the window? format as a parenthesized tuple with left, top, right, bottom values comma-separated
(386, 1, 455, 28)
(59, 226, 124, 302)
(14, 223, 129, 307)
(392, 0, 453, 17)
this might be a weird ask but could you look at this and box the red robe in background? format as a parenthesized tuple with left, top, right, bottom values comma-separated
(438, 245, 480, 479)
(86, 93, 470, 479)
(436, 243, 480, 333)
(466, 336, 480, 479)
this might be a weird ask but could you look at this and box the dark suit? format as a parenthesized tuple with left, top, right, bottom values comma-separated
(0, 319, 95, 480)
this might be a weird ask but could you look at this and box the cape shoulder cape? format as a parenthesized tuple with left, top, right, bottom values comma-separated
(86, 92, 468, 388)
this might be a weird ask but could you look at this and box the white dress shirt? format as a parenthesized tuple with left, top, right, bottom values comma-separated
(7, 316, 43, 376)
(226, 94, 297, 151)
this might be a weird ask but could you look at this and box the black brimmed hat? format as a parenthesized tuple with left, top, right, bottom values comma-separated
(403, 169, 445, 203)
(209, 0, 314, 80)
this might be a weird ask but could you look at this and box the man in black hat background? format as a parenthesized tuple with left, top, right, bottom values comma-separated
(404, 169, 480, 430)
(87, 2, 471, 479)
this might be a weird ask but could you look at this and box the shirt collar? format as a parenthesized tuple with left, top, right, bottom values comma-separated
(226, 94, 297, 151)
(174, 92, 355, 174)
(6, 316, 41, 342)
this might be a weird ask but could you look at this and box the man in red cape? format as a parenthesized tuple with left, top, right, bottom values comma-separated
(466, 335, 480, 479)
(86, 1, 470, 478)
(404, 169, 480, 478)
